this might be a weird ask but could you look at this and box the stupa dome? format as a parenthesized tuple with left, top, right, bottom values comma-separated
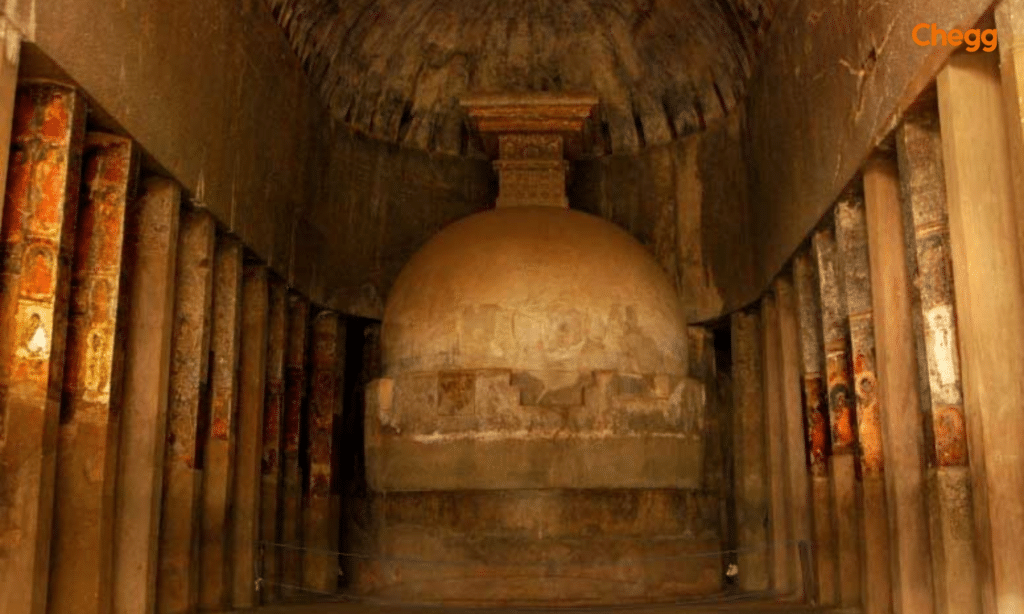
(382, 205, 688, 377)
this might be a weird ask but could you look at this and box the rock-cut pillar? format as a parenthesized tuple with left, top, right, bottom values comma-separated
(157, 209, 216, 614)
(49, 133, 137, 614)
(281, 293, 309, 597)
(937, 47, 1024, 614)
(834, 195, 893, 614)
(812, 225, 862, 608)
(112, 177, 180, 614)
(0, 81, 85, 614)
(303, 311, 344, 593)
(772, 274, 812, 599)
(792, 250, 838, 606)
(199, 236, 244, 611)
(862, 154, 936, 614)
(0, 17, 21, 232)
(760, 293, 794, 594)
(232, 264, 269, 608)
(895, 108, 980, 614)
(260, 278, 287, 602)
(730, 310, 770, 591)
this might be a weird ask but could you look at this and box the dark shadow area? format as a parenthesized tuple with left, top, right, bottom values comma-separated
(337, 317, 382, 588)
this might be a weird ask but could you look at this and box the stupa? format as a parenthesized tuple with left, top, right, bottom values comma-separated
(356, 94, 718, 606)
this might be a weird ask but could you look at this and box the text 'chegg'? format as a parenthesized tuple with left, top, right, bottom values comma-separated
(913, 23, 998, 52)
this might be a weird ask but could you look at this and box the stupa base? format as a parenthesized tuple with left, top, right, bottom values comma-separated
(345, 488, 723, 607)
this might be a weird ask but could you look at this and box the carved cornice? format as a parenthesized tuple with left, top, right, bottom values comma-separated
(461, 93, 598, 160)
(461, 93, 597, 208)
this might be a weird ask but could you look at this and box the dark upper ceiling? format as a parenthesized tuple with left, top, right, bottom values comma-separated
(267, 0, 773, 156)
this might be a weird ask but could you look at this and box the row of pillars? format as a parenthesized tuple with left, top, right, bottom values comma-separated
(0, 80, 351, 614)
(730, 21, 1024, 614)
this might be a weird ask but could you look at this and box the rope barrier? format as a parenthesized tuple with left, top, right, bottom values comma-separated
(256, 577, 788, 612)
(256, 538, 812, 566)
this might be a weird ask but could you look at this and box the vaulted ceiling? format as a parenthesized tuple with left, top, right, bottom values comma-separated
(266, 0, 773, 156)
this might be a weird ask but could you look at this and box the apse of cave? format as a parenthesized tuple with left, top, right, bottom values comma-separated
(0, 2, 1023, 614)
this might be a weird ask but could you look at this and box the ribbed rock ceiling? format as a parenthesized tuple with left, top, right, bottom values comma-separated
(267, 0, 773, 155)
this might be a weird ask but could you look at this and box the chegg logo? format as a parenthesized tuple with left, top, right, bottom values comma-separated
(913, 23, 998, 52)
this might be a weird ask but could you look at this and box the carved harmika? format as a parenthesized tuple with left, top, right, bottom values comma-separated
(462, 93, 597, 208)
(498, 134, 563, 160)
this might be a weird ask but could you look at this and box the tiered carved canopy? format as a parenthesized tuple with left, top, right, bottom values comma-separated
(462, 92, 597, 208)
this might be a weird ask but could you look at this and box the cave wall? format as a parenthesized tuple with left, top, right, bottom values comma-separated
(312, 134, 496, 318)
(14, 0, 333, 298)
(265, 0, 773, 156)
(744, 0, 997, 302)
(570, 113, 754, 323)
(11, 0, 498, 320)
(313, 113, 753, 323)
(313, 110, 755, 324)
(16, 0, 755, 324)
(13, 0, 1004, 327)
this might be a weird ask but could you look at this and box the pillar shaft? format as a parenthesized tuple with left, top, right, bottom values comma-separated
(812, 226, 861, 608)
(895, 109, 980, 614)
(49, 133, 137, 614)
(688, 327, 720, 491)
(303, 312, 343, 592)
(730, 310, 770, 591)
(281, 293, 309, 597)
(0, 82, 85, 614)
(792, 250, 837, 606)
(157, 208, 216, 614)
(938, 48, 1024, 614)
(688, 327, 728, 580)
(199, 236, 244, 610)
(996, 11, 1024, 614)
(863, 154, 936, 614)
(773, 275, 811, 599)
(112, 177, 180, 614)
(260, 279, 287, 602)
(0, 19, 20, 229)
(760, 294, 793, 594)
(232, 264, 268, 608)
(835, 195, 892, 614)
(997, 0, 1024, 269)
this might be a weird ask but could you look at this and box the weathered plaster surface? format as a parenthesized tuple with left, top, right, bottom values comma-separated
(571, 114, 752, 322)
(113, 177, 180, 614)
(745, 0, 995, 303)
(383, 207, 689, 375)
(367, 368, 705, 491)
(313, 132, 495, 318)
(50, 132, 135, 614)
(348, 488, 722, 606)
(22, 0, 328, 298)
(0, 82, 83, 614)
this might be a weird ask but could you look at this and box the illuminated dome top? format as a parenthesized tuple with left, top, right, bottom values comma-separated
(382, 205, 687, 376)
